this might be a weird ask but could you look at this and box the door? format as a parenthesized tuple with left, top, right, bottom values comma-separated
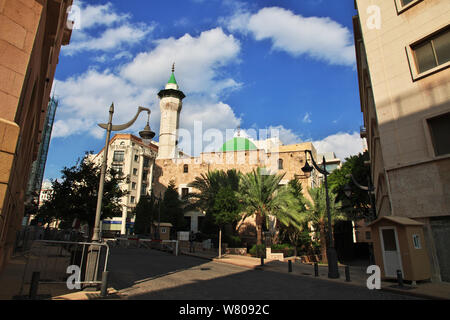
(380, 227, 403, 277)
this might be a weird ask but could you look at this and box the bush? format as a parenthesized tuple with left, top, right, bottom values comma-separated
(249, 244, 266, 257)
(225, 235, 242, 248)
(271, 243, 295, 257)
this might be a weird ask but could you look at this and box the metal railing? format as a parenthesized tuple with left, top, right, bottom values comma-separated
(18, 240, 110, 299)
(109, 237, 179, 256)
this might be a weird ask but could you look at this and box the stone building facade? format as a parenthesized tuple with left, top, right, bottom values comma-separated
(0, 0, 73, 272)
(354, 0, 450, 281)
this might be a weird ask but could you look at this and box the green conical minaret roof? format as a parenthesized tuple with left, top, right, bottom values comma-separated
(168, 72, 177, 84)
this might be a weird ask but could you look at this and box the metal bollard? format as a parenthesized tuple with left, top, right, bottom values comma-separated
(396, 270, 404, 287)
(345, 265, 351, 282)
(288, 260, 292, 273)
(314, 263, 319, 277)
(29, 272, 40, 300)
(100, 271, 109, 297)
(260, 255, 264, 266)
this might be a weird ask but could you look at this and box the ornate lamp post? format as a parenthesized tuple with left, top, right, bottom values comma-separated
(92, 104, 155, 242)
(301, 150, 340, 279)
(85, 104, 155, 288)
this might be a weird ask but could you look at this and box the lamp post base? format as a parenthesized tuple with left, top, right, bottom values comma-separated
(327, 247, 340, 279)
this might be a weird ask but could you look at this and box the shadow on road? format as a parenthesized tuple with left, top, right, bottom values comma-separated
(107, 248, 419, 300)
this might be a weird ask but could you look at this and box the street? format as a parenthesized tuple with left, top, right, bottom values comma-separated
(108, 248, 419, 300)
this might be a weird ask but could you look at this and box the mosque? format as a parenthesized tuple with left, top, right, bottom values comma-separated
(94, 67, 340, 240)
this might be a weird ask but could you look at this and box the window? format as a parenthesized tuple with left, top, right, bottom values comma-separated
(133, 168, 138, 175)
(113, 151, 124, 162)
(413, 234, 421, 249)
(427, 112, 450, 156)
(134, 154, 139, 162)
(143, 157, 150, 168)
(130, 196, 135, 204)
(160, 227, 167, 234)
(141, 184, 147, 195)
(412, 27, 450, 74)
(365, 231, 372, 240)
(183, 164, 188, 173)
(181, 188, 189, 198)
(131, 182, 136, 190)
(111, 164, 123, 174)
(400, 0, 414, 6)
(278, 159, 283, 170)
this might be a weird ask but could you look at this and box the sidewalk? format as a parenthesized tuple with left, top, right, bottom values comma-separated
(0, 254, 120, 300)
(180, 249, 450, 300)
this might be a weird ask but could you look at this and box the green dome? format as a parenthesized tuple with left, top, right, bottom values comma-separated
(220, 137, 257, 152)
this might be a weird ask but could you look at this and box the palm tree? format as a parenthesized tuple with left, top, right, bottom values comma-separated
(239, 168, 305, 246)
(187, 169, 240, 212)
(303, 185, 345, 263)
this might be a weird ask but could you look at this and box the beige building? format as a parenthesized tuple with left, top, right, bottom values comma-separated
(354, 0, 450, 281)
(88, 134, 158, 235)
(0, 0, 73, 272)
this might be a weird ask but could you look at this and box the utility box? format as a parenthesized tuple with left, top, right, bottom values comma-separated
(368, 216, 431, 281)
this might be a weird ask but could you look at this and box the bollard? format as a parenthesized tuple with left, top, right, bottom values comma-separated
(396, 270, 404, 287)
(288, 260, 292, 273)
(314, 263, 319, 277)
(100, 271, 109, 297)
(345, 265, 351, 282)
(260, 255, 264, 266)
(29, 272, 40, 300)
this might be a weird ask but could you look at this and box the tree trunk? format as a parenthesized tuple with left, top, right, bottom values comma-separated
(256, 213, 263, 246)
(319, 221, 328, 264)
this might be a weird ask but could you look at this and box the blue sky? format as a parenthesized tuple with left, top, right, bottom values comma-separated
(45, 0, 366, 182)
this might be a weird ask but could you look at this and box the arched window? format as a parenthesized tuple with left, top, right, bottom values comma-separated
(183, 164, 188, 173)
(278, 158, 283, 170)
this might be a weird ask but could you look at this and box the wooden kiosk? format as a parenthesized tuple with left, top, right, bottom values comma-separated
(368, 216, 431, 281)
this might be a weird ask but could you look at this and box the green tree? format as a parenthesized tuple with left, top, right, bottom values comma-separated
(211, 186, 241, 257)
(133, 193, 158, 235)
(160, 180, 186, 236)
(36, 152, 127, 238)
(238, 168, 304, 246)
(187, 169, 241, 235)
(277, 179, 311, 256)
(303, 185, 346, 263)
(327, 151, 373, 221)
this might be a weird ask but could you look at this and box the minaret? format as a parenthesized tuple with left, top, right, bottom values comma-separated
(157, 64, 185, 159)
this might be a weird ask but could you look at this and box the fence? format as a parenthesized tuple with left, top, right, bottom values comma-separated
(18, 240, 110, 299)
(109, 237, 179, 256)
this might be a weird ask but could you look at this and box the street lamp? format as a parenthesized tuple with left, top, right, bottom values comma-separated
(92, 103, 155, 242)
(343, 174, 376, 221)
(301, 150, 340, 279)
(85, 103, 155, 288)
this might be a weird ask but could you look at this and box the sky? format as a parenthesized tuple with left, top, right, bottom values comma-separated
(45, 0, 366, 182)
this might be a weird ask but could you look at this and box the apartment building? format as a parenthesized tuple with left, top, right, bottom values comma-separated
(354, 0, 449, 281)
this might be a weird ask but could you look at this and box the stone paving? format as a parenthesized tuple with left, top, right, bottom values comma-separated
(1, 247, 449, 300)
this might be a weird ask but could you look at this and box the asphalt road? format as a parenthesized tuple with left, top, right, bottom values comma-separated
(107, 248, 419, 300)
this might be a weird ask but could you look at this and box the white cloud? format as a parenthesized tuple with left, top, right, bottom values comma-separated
(54, 28, 243, 143)
(312, 132, 366, 161)
(64, 23, 154, 55)
(71, 1, 130, 30)
(65, 2, 155, 55)
(223, 6, 355, 66)
(53, 69, 158, 139)
(121, 28, 241, 96)
(302, 112, 312, 124)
